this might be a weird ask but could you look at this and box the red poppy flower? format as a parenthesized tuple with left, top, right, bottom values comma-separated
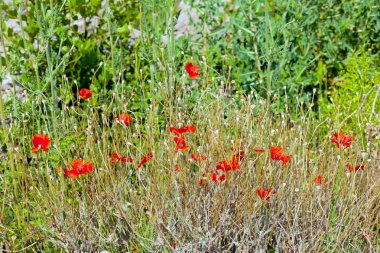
(57, 168, 80, 179)
(270, 146, 284, 160)
(216, 161, 229, 172)
(209, 172, 226, 183)
(71, 159, 94, 174)
(70, 159, 83, 171)
(67, 170, 80, 178)
(314, 175, 328, 185)
(174, 135, 189, 152)
(280, 154, 290, 166)
(137, 152, 153, 169)
(210, 172, 226, 183)
(330, 132, 353, 148)
(346, 163, 354, 172)
(110, 152, 134, 163)
(270, 146, 290, 167)
(216, 159, 240, 172)
(82, 162, 93, 173)
(114, 113, 133, 126)
(346, 163, 365, 172)
(79, 88, 93, 99)
(57, 159, 93, 178)
(31, 134, 50, 152)
(170, 125, 195, 135)
(191, 153, 207, 161)
(253, 148, 266, 153)
(185, 62, 200, 79)
(355, 164, 365, 171)
(174, 165, 181, 171)
(257, 188, 276, 201)
(210, 172, 218, 182)
(216, 151, 244, 172)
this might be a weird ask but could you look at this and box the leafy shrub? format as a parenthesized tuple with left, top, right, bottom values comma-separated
(189, 0, 380, 109)
(1, 0, 140, 103)
(320, 49, 380, 130)
(2, 0, 380, 121)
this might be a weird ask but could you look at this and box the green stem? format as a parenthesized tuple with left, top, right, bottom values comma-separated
(0, 1, 20, 227)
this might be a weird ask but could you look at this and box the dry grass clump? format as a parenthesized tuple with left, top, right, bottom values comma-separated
(1, 91, 378, 252)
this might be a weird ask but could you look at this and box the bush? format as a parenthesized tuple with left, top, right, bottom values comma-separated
(1, 0, 140, 104)
(189, 0, 380, 109)
(320, 49, 380, 131)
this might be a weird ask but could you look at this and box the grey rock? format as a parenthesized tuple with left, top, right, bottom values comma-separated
(0, 117, 13, 126)
(1, 74, 28, 102)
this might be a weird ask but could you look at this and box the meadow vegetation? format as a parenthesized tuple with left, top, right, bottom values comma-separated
(0, 0, 379, 252)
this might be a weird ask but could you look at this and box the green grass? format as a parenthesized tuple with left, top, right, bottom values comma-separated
(0, 0, 379, 252)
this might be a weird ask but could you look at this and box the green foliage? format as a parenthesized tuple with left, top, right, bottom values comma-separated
(2, 0, 379, 117)
(189, 0, 380, 108)
(320, 50, 380, 129)
(1, 0, 140, 102)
